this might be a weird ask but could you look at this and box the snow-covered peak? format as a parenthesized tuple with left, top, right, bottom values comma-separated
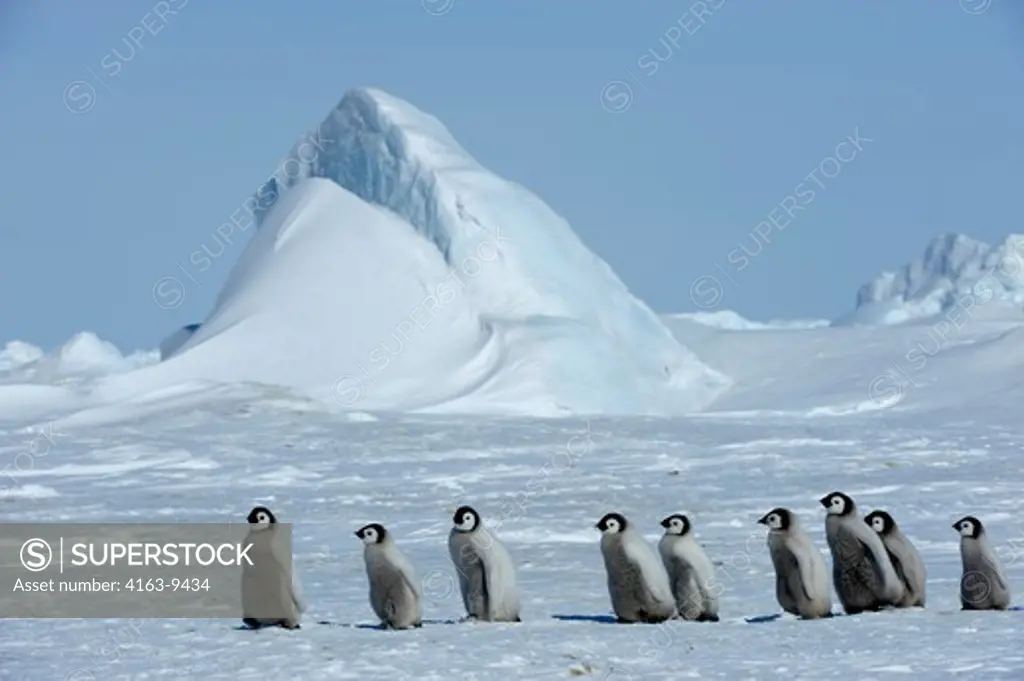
(250, 87, 671, 333)
(250, 87, 486, 253)
(338, 87, 481, 173)
(171, 86, 727, 415)
(840, 232, 1024, 325)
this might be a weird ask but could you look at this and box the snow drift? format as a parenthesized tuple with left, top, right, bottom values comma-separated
(0, 333, 154, 384)
(115, 88, 727, 416)
(665, 310, 829, 331)
(838, 233, 1024, 325)
(0, 334, 157, 425)
(665, 312, 1024, 419)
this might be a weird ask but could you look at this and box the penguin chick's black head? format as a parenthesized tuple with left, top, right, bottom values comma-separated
(864, 510, 895, 536)
(596, 512, 628, 534)
(452, 505, 480, 532)
(247, 506, 276, 525)
(953, 515, 983, 539)
(757, 508, 792, 531)
(355, 523, 387, 544)
(820, 491, 854, 516)
(660, 514, 691, 536)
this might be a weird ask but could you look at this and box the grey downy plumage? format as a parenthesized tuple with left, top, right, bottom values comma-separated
(953, 515, 1012, 611)
(864, 509, 926, 608)
(758, 507, 832, 619)
(597, 512, 676, 624)
(355, 523, 422, 629)
(241, 506, 305, 630)
(821, 492, 904, 614)
(658, 514, 720, 621)
(448, 505, 521, 622)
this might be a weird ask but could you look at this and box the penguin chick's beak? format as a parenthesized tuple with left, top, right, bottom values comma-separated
(756, 515, 767, 525)
(818, 495, 831, 507)
(353, 530, 362, 538)
(951, 521, 960, 531)
(659, 518, 671, 528)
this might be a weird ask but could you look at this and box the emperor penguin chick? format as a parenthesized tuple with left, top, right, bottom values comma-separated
(658, 514, 720, 621)
(355, 523, 422, 629)
(757, 508, 832, 619)
(953, 516, 1012, 611)
(241, 506, 305, 630)
(448, 506, 521, 622)
(864, 510, 926, 607)
(596, 512, 676, 624)
(821, 492, 904, 614)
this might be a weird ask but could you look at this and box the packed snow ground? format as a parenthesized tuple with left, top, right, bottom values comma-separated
(2, 319, 1023, 679)
(663, 310, 1024, 421)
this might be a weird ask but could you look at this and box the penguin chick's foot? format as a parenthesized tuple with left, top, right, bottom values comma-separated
(637, 610, 673, 624)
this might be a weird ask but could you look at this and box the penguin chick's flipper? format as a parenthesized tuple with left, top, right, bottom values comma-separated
(859, 537, 897, 604)
(886, 548, 908, 589)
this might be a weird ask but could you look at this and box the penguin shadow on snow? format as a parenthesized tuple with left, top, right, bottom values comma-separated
(744, 611, 840, 624)
(237, 618, 462, 631)
(550, 614, 621, 625)
(341, 618, 460, 630)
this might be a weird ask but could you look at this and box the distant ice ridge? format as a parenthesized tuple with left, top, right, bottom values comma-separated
(666, 310, 829, 331)
(0, 333, 156, 384)
(0, 333, 158, 425)
(837, 233, 1024, 325)
(127, 88, 728, 416)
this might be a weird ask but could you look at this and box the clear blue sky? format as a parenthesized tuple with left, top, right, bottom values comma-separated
(2, 0, 1022, 352)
